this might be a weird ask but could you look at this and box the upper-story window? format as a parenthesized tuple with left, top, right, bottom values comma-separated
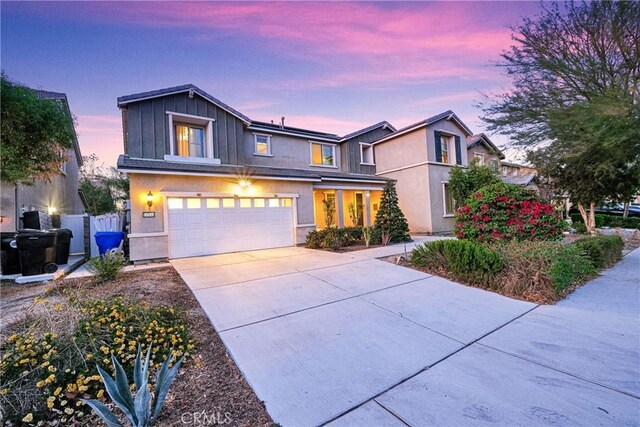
(175, 124, 205, 157)
(254, 133, 272, 156)
(489, 158, 499, 174)
(440, 136, 450, 164)
(166, 111, 218, 165)
(310, 142, 336, 167)
(360, 143, 374, 165)
(473, 153, 485, 165)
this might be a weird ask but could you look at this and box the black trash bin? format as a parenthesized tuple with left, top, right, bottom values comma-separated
(16, 230, 58, 276)
(0, 232, 20, 275)
(50, 229, 73, 265)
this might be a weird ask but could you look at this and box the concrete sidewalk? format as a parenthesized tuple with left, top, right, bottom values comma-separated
(173, 245, 640, 426)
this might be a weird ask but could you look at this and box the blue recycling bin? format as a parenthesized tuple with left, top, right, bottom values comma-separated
(94, 231, 125, 255)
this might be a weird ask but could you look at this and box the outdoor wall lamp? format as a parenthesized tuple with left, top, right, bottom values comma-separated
(47, 206, 57, 215)
(238, 179, 251, 188)
(146, 191, 154, 209)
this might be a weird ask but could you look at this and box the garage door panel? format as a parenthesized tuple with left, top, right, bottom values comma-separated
(168, 197, 295, 258)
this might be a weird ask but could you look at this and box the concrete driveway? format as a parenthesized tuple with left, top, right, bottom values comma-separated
(172, 244, 640, 426)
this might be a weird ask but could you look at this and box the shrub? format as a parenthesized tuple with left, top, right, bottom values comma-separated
(455, 182, 566, 242)
(572, 235, 624, 269)
(448, 160, 500, 207)
(411, 240, 503, 286)
(85, 254, 127, 283)
(374, 181, 410, 243)
(305, 227, 361, 251)
(0, 297, 193, 425)
(493, 241, 595, 302)
(570, 213, 606, 227)
(574, 222, 587, 234)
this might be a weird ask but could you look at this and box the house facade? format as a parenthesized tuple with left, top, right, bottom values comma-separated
(0, 90, 84, 233)
(373, 112, 504, 234)
(117, 85, 394, 261)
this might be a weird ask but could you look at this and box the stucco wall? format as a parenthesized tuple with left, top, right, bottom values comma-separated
(128, 173, 316, 260)
(374, 128, 428, 174)
(1, 148, 83, 232)
(380, 166, 431, 233)
(428, 164, 457, 233)
(242, 131, 342, 173)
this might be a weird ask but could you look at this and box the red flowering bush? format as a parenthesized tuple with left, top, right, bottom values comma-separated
(454, 182, 566, 242)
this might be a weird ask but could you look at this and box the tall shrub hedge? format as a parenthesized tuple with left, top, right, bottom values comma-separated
(572, 235, 624, 269)
(455, 182, 566, 242)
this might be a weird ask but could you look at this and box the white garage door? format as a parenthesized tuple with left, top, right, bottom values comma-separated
(167, 196, 294, 258)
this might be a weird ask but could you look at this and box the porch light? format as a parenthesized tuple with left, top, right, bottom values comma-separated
(47, 206, 57, 215)
(146, 191, 154, 209)
(238, 179, 251, 188)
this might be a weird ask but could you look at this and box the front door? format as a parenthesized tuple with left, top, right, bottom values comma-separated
(355, 193, 364, 227)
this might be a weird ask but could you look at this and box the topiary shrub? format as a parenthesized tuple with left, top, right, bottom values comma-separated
(454, 182, 566, 242)
(411, 240, 503, 286)
(572, 235, 624, 269)
(374, 181, 410, 243)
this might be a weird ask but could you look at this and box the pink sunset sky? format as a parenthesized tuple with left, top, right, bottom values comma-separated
(2, 1, 542, 166)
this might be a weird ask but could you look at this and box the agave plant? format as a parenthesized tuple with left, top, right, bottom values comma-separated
(81, 346, 183, 427)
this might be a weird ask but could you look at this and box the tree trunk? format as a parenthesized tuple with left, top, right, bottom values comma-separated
(623, 201, 629, 218)
(577, 202, 597, 234)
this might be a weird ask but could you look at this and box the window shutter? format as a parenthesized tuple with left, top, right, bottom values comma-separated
(454, 135, 462, 165)
(434, 131, 442, 163)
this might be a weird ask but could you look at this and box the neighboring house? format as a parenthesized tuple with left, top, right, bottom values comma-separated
(116, 84, 394, 261)
(373, 111, 504, 234)
(0, 90, 84, 232)
(500, 161, 539, 192)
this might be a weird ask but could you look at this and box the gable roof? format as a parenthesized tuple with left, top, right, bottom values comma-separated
(34, 90, 83, 166)
(248, 120, 340, 142)
(340, 121, 396, 142)
(466, 133, 505, 159)
(372, 110, 473, 145)
(117, 84, 252, 124)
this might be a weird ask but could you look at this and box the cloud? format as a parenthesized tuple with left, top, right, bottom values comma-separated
(75, 115, 123, 166)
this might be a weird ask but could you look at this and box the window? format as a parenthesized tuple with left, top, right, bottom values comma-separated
(281, 198, 292, 207)
(240, 199, 252, 208)
(443, 183, 455, 216)
(268, 199, 280, 207)
(206, 198, 220, 208)
(360, 143, 374, 165)
(222, 198, 235, 208)
(440, 136, 450, 164)
(168, 198, 183, 210)
(310, 142, 336, 167)
(175, 124, 205, 157)
(489, 159, 499, 174)
(254, 198, 265, 208)
(474, 153, 485, 165)
(186, 198, 201, 209)
(254, 134, 272, 156)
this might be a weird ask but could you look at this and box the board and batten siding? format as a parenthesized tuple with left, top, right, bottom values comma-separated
(124, 92, 245, 165)
(341, 127, 393, 175)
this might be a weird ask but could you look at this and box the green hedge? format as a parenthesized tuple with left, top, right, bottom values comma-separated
(549, 245, 597, 292)
(411, 240, 503, 286)
(570, 213, 640, 229)
(572, 235, 624, 269)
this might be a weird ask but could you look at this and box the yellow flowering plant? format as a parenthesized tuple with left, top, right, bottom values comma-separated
(0, 297, 193, 425)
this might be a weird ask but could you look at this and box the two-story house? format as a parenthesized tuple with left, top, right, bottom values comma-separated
(373, 111, 504, 234)
(0, 90, 84, 233)
(116, 85, 394, 261)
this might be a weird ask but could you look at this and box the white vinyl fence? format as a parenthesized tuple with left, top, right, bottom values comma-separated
(60, 214, 86, 255)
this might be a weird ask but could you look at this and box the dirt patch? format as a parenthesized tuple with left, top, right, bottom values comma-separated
(2, 267, 273, 426)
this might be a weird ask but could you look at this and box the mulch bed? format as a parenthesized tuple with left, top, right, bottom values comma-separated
(2, 268, 273, 426)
